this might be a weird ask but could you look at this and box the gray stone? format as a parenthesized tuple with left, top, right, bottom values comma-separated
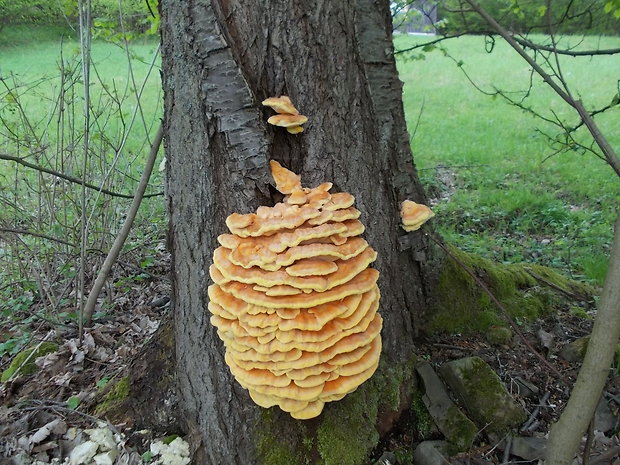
(439, 357, 527, 437)
(416, 362, 478, 451)
(413, 441, 450, 465)
(559, 336, 589, 362)
(536, 328, 554, 352)
(512, 377, 539, 398)
(504, 437, 547, 460)
(595, 397, 617, 433)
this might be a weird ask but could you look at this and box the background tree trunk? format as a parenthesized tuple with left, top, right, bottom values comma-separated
(160, 1, 435, 463)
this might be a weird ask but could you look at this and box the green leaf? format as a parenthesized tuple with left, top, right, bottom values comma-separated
(162, 434, 179, 445)
(604, 2, 613, 13)
(67, 396, 80, 410)
(96, 377, 110, 389)
(537, 6, 547, 16)
(142, 451, 154, 462)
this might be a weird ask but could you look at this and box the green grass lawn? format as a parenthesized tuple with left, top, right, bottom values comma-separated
(0, 26, 165, 320)
(395, 34, 620, 284)
(1, 25, 162, 180)
(1, 27, 617, 285)
(0, 26, 164, 242)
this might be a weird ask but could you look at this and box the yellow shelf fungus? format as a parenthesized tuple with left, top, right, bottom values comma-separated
(207, 161, 382, 419)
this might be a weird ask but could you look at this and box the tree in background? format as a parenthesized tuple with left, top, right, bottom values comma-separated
(0, 0, 157, 34)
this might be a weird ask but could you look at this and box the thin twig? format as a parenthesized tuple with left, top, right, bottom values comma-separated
(394, 32, 469, 55)
(418, 163, 487, 171)
(525, 268, 592, 302)
(582, 418, 595, 465)
(589, 445, 620, 465)
(0, 153, 163, 198)
(78, 0, 93, 343)
(501, 435, 512, 465)
(513, 35, 620, 57)
(0, 227, 76, 247)
(432, 343, 476, 352)
(520, 391, 551, 433)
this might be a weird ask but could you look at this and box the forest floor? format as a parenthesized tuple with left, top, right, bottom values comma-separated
(1, 243, 618, 464)
(380, 327, 620, 465)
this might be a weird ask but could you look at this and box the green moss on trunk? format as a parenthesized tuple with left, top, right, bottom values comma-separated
(255, 358, 418, 465)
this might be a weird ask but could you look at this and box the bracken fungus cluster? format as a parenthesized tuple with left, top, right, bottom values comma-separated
(207, 161, 382, 419)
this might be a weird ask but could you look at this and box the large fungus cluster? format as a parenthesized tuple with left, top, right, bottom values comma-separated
(208, 161, 382, 419)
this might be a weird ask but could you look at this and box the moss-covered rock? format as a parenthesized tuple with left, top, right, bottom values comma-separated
(440, 357, 526, 437)
(485, 325, 513, 346)
(428, 246, 594, 334)
(1, 342, 58, 382)
(560, 336, 620, 367)
(415, 362, 477, 452)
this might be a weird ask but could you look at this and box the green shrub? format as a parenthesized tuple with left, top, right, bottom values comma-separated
(0, 0, 158, 35)
(438, 0, 620, 36)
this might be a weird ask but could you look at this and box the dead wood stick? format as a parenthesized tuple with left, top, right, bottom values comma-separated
(525, 268, 592, 302)
(82, 123, 164, 325)
(589, 445, 620, 465)
(520, 391, 550, 433)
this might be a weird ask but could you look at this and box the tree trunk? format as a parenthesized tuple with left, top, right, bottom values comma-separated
(160, 1, 435, 463)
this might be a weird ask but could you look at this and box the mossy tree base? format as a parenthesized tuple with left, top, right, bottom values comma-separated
(428, 245, 594, 334)
(98, 244, 595, 464)
(255, 358, 418, 465)
(94, 315, 180, 433)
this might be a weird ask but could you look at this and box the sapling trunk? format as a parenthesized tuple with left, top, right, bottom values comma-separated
(546, 216, 620, 465)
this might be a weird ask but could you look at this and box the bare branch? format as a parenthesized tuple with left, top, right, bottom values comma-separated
(513, 35, 620, 57)
(82, 122, 164, 325)
(0, 227, 76, 247)
(463, 0, 620, 179)
(0, 152, 163, 198)
(394, 32, 468, 55)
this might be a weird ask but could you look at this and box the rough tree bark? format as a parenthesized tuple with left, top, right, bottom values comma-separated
(160, 1, 435, 463)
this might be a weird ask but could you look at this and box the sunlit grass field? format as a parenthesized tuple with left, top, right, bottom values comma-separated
(1, 25, 162, 179)
(1, 26, 164, 237)
(1, 28, 618, 284)
(395, 34, 620, 283)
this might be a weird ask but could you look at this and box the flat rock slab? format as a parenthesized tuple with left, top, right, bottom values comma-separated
(440, 357, 527, 437)
(497, 436, 547, 461)
(416, 362, 478, 451)
(413, 440, 450, 465)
